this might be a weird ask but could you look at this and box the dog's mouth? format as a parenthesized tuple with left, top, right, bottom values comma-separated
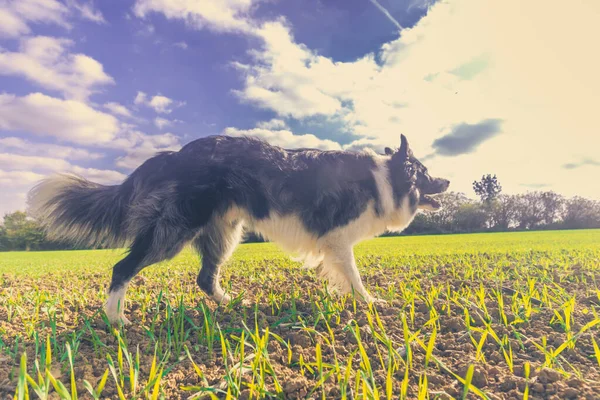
(418, 178, 450, 211)
(419, 193, 443, 211)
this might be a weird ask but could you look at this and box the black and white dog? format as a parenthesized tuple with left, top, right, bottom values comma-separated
(28, 134, 449, 324)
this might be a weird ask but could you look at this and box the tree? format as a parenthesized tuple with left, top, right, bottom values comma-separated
(513, 193, 541, 229)
(454, 203, 488, 232)
(490, 194, 519, 230)
(2, 211, 46, 251)
(0, 224, 8, 251)
(539, 191, 565, 225)
(563, 197, 600, 229)
(473, 174, 502, 203)
(408, 192, 473, 233)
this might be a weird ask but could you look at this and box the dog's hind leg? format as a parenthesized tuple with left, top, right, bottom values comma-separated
(193, 219, 244, 304)
(106, 225, 195, 325)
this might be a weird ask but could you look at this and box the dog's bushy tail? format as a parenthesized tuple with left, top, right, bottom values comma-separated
(27, 174, 131, 248)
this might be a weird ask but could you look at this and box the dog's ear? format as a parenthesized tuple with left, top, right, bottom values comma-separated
(396, 134, 412, 160)
(384, 147, 394, 156)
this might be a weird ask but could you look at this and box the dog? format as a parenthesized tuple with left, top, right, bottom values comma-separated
(27, 134, 449, 325)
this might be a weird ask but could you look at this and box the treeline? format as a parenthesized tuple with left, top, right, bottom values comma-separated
(0, 211, 82, 251)
(2, 189, 600, 251)
(402, 191, 600, 235)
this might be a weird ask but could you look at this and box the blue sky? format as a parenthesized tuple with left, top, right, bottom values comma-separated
(1, 0, 599, 216)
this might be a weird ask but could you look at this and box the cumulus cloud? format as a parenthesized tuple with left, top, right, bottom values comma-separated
(0, 36, 114, 100)
(224, 127, 342, 151)
(225, 125, 401, 155)
(132, 0, 259, 34)
(115, 131, 181, 169)
(342, 137, 390, 154)
(0, 8, 31, 37)
(65, 0, 106, 24)
(431, 119, 503, 156)
(231, 21, 350, 118)
(0, 0, 69, 37)
(0, 153, 124, 184)
(149, 96, 174, 113)
(154, 117, 173, 129)
(69, 166, 126, 184)
(0, 137, 103, 160)
(0, 153, 71, 172)
(103, 102, 133, 118)
(223, 0, 600, 199)
(0, 0, 105, 38)
(0, 92, 120, 145)
(0, 169, 45, 186)
(255, 118, 287, 130)
(134, 91, 184, 114)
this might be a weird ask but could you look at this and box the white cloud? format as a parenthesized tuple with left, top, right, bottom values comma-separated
(0, 0, 104, 38)
(133, 91, 148, 105)
(0, 36, 114, 100)
(104, 102, 133, 118)
(232, 21, 349, 118)
(342, 137, 390, 154)
(0, 152, 72, 171)
(226, 0, 600, 199)
(0, 137, 103, 160)
(174, 41, 188, 50)
(154, 117, 173, 129)
(224, 127, 342, 151)
(134, 91, 184, 114)
(0, 92, 120, 145)
(69, 166, 126, 184)
(0, 187, 30, 217)
(65, 0, 106, 24)
(225, 124, 393, 154)
(0, 161, 123, 216)
(132, 0, 259, 34)
(10, 0, 70, 26)
(149, 95, 174, 113)
(115, 131, 181, 169)
(0, 153, 124, 184)
(0, 169, 46, 186)
(256, 118, 287, 130)
(0, 8, 31, 37)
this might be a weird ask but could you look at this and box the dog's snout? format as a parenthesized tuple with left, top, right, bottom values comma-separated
(435, 178, 450, 193)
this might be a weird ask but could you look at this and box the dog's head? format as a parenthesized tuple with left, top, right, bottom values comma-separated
(386, 134, 450, 211)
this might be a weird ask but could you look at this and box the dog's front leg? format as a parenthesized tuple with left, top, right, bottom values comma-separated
(319, 243, 381, 303)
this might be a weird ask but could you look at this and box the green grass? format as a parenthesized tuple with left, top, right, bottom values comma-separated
(1, 229, 600, 399)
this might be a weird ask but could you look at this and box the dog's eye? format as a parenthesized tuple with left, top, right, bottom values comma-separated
(405, 163, 417, 182)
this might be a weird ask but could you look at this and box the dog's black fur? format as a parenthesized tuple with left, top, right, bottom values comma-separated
(28, 134, 449, 324)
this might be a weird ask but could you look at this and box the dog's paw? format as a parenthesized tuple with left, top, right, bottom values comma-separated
(371, 297, 388, 304)
(218, 293, 232, 304)
(240, 298, 253, 307)
(209, 291, 232, 305)
(363, 294, 387, 305)
(107, 313, 131, 326)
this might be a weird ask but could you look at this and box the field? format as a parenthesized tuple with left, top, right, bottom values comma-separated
(1, 230, 600, 399)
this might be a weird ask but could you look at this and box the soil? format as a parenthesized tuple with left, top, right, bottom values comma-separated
(1, 255, 600, 399)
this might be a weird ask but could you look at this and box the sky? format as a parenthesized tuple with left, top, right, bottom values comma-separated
(1, 0, 599, 217)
